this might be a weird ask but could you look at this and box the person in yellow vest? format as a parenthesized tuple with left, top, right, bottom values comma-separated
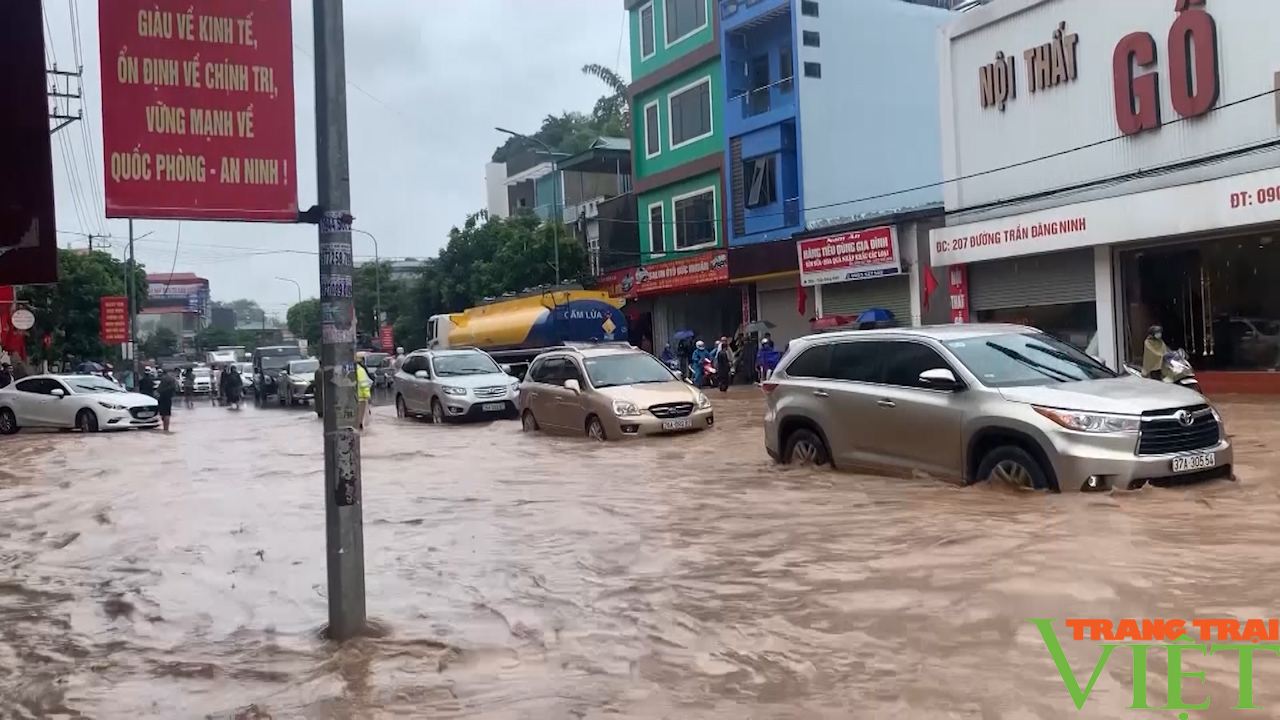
(355, 352, 373, 430)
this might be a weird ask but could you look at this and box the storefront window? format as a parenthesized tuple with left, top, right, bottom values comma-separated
(1119, 233, 1280, 371)
(973, 301, 1097, 351)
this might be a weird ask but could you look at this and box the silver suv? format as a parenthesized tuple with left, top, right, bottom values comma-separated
(763, 323, 1233, 492)
(393, 348, 520, 423)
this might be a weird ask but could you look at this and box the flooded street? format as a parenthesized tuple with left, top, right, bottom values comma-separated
(3, 389, 1280, 718)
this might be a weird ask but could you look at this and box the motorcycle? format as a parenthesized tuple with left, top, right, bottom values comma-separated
(700, 357, 717, 388)
(1125, 348, 1201, 393)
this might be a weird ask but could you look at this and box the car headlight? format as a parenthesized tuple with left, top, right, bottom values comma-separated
(1033, 406, 1140, 434)
(612, 399, 641, 417)
(97, 401, 125, 410)
(1211, 406, 1226, 433)
(694, 391, 711, 409)
(442, 386, 467, 396)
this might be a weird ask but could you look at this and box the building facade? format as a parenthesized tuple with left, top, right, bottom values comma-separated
(717, 0, 953, 345)
(140, 272, 210, 353)
(623, 0, 739, 348)
(930, 0, 1280, 393)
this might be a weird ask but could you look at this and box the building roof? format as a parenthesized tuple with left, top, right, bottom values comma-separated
(558, 138, 633, 174)
(146, 272, 208, 284)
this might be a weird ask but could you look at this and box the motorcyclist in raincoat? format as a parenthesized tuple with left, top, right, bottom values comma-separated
(690, 340, 712, 387)
(1141, 325, 1171, 380)
(756, 337, 782, 382)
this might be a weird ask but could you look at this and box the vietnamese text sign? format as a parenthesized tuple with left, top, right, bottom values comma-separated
(380, 324, 394, 351)
(930, 165, 1280, 266)
(797, 226, 901, 287)
(98, 0, 298, 221)
(100, 296, 129, 343)
(632, 251, 729, 296)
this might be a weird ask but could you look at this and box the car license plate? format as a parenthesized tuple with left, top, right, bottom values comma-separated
(136, 410, 155, 418)
(482, 403, 505, 412)
(1172, 453, 1215, 473)
(661, 418, 693, 431)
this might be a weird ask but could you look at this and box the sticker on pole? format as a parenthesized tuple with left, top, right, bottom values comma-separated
(98, 0, 299, 222)
(9, 308, 34, 331)
(333, 427, 360, 507)
(320, 211, 353, 235)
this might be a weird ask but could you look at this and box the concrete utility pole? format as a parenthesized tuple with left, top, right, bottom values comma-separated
(313, 0, 366, 641)
(127, 220, 138, 378)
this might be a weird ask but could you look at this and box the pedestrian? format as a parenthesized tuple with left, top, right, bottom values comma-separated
(182, 367, 196, 408)
(225, 365, 244, 410)
(156, 368, 178, 432)
(138, 368, 156, 397)
(392, 346, 407, 372)
(123, 367, 135, 391)
(713, 336, 733, 393)
(355, 352, 372, 431)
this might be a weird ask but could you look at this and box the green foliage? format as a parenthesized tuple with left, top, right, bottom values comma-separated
(582, 63, 630, 132)
(16, 249, 148, 362)
(287, 298, 322, 351)
(491, 111, 625, 164)
(141, 326, 179, 359)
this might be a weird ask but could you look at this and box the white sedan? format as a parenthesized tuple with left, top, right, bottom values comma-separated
(0, 374, 161, 434)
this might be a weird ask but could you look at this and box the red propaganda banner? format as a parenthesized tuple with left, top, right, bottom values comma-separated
(379, 323, 394, 351)
(0, 1, 59, 285)
(98, 1, 298, 221)
(797, 225, 901, 287)
(631, 250, 729, 297)
(100, 296, 129, 343)
(947, 265, 970, 323)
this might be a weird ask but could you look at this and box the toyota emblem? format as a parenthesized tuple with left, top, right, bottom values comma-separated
(1175, 410, 1193, 426)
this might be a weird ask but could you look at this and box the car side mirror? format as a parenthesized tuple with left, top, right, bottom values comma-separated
(50, 388, 65, 398)
(414, 370, 429, 379)
(673, 370, 684, 380)
(919, 367, 961, 390)
(564, 379, 581, 393)
(501, 364, 513, 375)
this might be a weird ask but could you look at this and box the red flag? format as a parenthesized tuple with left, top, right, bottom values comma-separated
(922, 263, 939, 311)
(796, 277, 807, 316)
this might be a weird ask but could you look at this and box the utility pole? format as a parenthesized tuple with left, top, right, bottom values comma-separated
(127, 221, 138, 377)
(313, 0, 366, 641)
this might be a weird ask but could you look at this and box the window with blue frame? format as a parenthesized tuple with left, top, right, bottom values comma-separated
(747, 54, 771, 116)
(744, 156, 776, 208)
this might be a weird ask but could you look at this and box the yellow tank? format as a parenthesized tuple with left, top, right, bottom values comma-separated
(438, 290, 628, 353)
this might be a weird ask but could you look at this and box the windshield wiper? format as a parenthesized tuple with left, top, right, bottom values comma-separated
(985, 342, 1078, 382)
(1024, 344, 1114, 376)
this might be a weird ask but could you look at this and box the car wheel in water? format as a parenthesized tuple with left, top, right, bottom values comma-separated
(0, 408, 18, 435)
(784, 428, 830, 467)
(431, 398, 445, 425)
(521, 409, 539, 432)
(76, 409, 99, 433)
(586, 415, 606, 441)
(976, 446, 1054, 491)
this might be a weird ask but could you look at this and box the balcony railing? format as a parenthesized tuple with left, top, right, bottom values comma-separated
(721, 0, 772, 20)
(735, 75, 794, 119)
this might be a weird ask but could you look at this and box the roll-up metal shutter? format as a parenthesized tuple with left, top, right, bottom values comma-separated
(969, 249, 1095, 311)
(756, 288, 812, 346)
(819, 274, 911, 322)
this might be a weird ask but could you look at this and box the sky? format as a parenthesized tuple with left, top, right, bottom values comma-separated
(43, 0, 629, 319)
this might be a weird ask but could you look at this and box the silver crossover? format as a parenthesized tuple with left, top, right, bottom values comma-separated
(762, 323, 1233, 492)
(393, 348, 520, 423)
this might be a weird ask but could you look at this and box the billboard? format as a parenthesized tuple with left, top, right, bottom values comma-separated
(797, 226, 901, 287)
(0, 2, 59, 285)
(100, 296, 129, 344)
(98, 0, 298, 221)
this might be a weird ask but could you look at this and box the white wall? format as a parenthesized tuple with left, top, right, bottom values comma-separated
(484, 162, 509, 219)
(797, 0, 951, 227)
(940, 0, 1280, 221)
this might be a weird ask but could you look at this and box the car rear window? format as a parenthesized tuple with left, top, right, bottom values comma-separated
(782, 343, 831, 378)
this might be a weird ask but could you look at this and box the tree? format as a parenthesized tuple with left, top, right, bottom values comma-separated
(490, 111, 625, 164)
(286, 299, 321, 352)
(582, 63, 630, 131)
(141, 326, 178, 359)
(16, 249, 148, 363)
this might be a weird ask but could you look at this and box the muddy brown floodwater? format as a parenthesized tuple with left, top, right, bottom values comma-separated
(3, 389, 1280, 718)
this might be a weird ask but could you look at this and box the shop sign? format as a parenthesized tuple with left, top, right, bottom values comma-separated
(596, 268, 637, 299)
(628, 251, 729, 297)
(930, 164, 1280, 266)
(797, 226, 901, 287)
(147, 282, 205, 299)
(979, 22, 1079, 111)
(100, 295, 129, 343)
(1113, 0, 1221, 136)
(379, 323, 393, 351)
(98, 0, 298, 221)
(948, 266, 969, 323)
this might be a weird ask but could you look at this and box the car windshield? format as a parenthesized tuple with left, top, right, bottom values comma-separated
(583, 353, 675, 388)
(432, 354, 500, 376)
(261, 357, 296, 372)
(66, 377, 123, 394)
(364, 353, 388, 366)
(289, 359, 320, 374)
(943, 332, 1118, 388)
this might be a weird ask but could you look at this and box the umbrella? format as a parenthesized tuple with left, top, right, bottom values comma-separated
(856, 308, 896, 325)
(741, 320, 775, 335)
(672, 330, 696, 341)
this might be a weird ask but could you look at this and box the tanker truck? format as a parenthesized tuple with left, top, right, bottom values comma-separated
(426, 288, 629, 377)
